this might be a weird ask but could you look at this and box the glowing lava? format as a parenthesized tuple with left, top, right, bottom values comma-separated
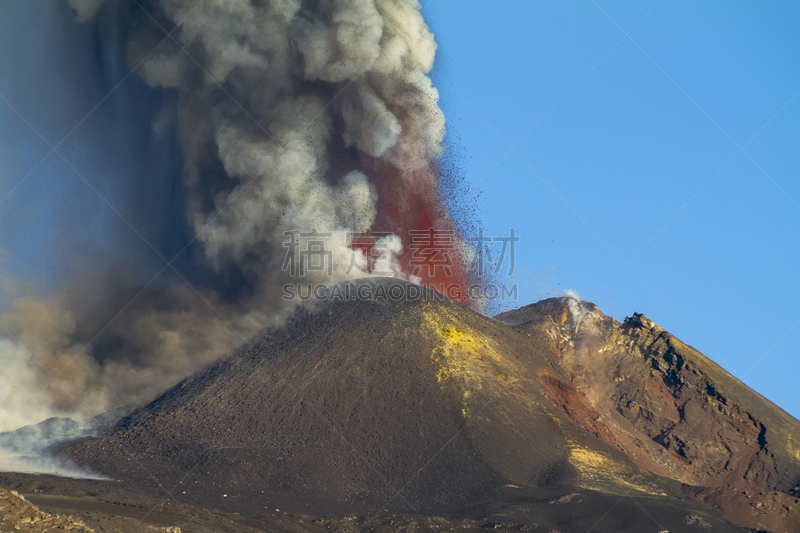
(361, 162, 473, 306)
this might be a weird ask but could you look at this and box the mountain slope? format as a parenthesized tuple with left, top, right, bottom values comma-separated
(65, 280, 763, 532)
(498, 298, 800, 532)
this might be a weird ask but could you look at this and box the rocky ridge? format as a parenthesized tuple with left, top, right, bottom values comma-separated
(498, 298, 800, 532)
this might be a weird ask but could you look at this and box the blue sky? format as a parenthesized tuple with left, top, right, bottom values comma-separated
(424, 1, 800, 419)
(0, 2, 798, 421)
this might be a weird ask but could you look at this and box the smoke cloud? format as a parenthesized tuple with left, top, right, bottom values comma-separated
(0, 0, 470, 449)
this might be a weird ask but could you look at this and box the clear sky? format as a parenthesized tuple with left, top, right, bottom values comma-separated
(0, 1, 798, 422)
(424, 1, 800, 419)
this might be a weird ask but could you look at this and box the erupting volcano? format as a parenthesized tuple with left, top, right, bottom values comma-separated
(0, 0, 480, 434)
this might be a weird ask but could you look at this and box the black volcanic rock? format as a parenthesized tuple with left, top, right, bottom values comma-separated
(65, 280, 758, 532)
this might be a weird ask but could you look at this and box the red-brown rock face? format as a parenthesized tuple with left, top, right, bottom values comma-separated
(498, 298, 800, 533)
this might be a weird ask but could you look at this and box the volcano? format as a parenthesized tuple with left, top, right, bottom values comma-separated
(61, 279, 800, 532)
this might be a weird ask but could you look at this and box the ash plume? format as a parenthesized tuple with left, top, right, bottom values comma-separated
(0, 0, 471, 446)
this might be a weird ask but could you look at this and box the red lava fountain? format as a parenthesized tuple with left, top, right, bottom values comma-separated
(352, 162, 473, 307)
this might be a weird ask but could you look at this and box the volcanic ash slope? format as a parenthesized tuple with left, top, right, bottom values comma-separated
(66, 279, 768, 532)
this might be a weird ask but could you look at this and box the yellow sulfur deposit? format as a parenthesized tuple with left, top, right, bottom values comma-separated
(567, 442, 666, 497)
(422, 306, 517, 416)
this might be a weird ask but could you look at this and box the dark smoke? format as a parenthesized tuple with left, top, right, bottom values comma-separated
(0, 0, 472, 451)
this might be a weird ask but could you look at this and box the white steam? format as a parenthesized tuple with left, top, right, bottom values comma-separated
(138, 0, 445, 277)
(564, 289, 595, 333)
